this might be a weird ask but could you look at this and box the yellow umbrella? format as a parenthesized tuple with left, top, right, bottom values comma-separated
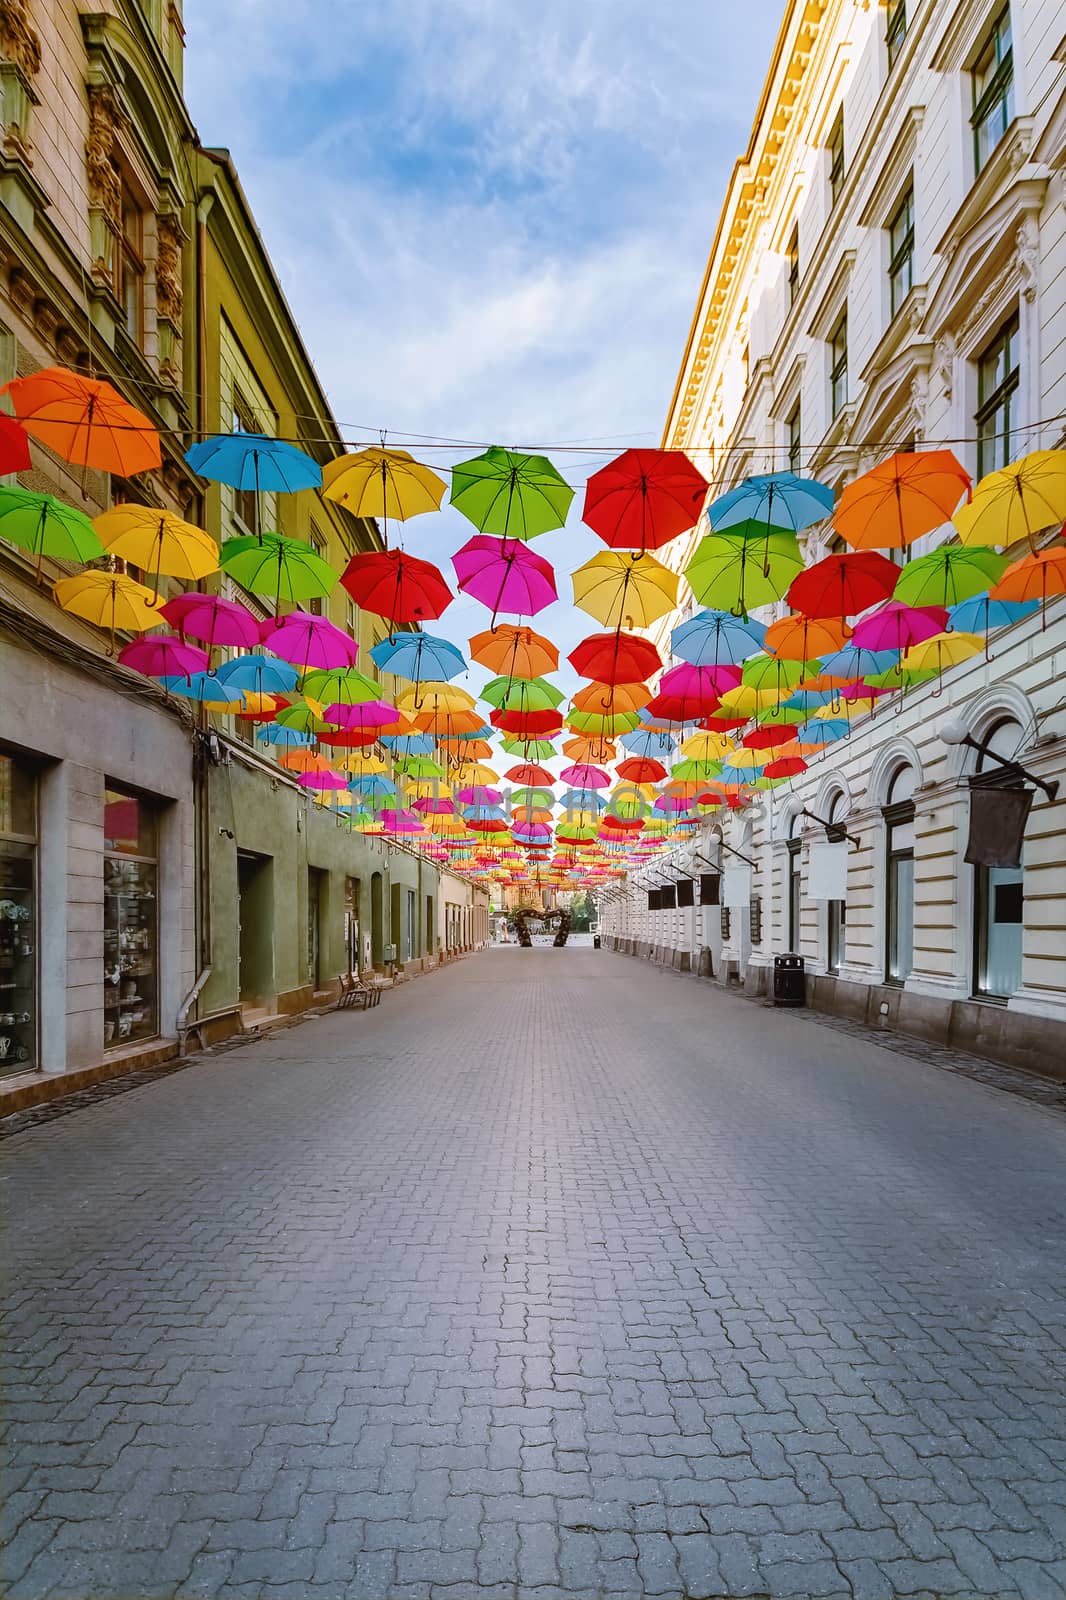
(94, 506, 218, 589)
(405, 778, 453, 800)
(953, 450, 1066, 549)
(722, 747, 765, 770)
(397, 681, 476, 711)
(321, 447, 446, 541)
(719, 684, 781, 716)
(572, 550, 680, 628)
(453, 762, 499, 787)
(339, 753, 389, 775)
(680, 731, 735, 760)
(54, 571, 161, 636)
(901, 631, 984, 672)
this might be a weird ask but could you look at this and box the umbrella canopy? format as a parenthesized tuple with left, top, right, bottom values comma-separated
(582, 447, 708, 552)
(504, 762, 555, 786)
(256, 724, 314, 748)
(259, 610, 358, 670)
(499, 737, 557, 759)
(276, 701, 330, 734)
(0, 414, 31, 473)
(572, 550, 679, 628)
(469, 623, 557, 678)
(559, 763, 611, 788)
(741, 655, 813, 694)
(3, 366, 160, 475)
(158, 592, 260, 650)
(616, 757, 667, 783)
(159, 672, 244, 706)
(946, 591, 1039, 632)
(397, 681, 476, 713)
(818, 644, 901, 678)
(370, 632, 466, 682)
(341, 548, 453, 625)
(562, 736, 616, 763)
(303, 666, 382, 707)
(952, 450, 1066, 549)
(670, 609, 766, 667)
(322, 700, 399, 734)
(788, 550, 899, 617)
(95, 506, 218, 588)
(118, 635, 208, 679)
(322, 446, 445, 527)
(686, 527, 802, 616)
(709, 471, 833, 534)
(568, 631, 661, 684)
(571, 681, 650, 715)
(763, 614, 849, 660)
(834, 450, 971, 549)
(850, 600, 947, 653)
(220, 533, 336, 605)
(54, 571, 161, 635)
(989, 546, 1066, 604)
(893, 545, 1008, 608)
(481, 675, 565, 712)
(298, 768, 349, 792)
(902, 632, 984, 673)
(619, 729, 677, 759)
(216, 654, 300, 696)
(454, 535, 557, 618)
(185, 432, 322, 493)
(0, 487, 103, 564)
(450, 447, 572, 540)
(566, 708, 640, 736)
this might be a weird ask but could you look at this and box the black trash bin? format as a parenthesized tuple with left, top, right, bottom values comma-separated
(773, 953, 805, 1006)
(592, 934, 601, 949)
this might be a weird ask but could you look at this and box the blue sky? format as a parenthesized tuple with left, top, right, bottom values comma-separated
(183, 1, 785, 689)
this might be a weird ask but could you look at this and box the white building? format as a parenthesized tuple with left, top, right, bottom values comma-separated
(599, 0, 1066, 1075)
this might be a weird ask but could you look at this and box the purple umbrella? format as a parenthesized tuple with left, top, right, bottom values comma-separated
(323, 699, 399, 732)
(658, 662, 744, 697)
(119, 634, 209, 679)
(840, 681, 896, 699)
(458, 786, 503, 805)
(851, 600, 947, 653)
(260, 609, 359, 669)
(378, 808, 426, 834)
(158, 592, 260, 650)
(453, 534, 557, 620)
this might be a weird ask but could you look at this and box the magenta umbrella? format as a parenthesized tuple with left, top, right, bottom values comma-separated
(118, 634, 209, 679)
(559, 763, 611, 788)
(840, 681, 897, 699)
(158, 592, 260, 650)
(453, 535, 557, 621)
(324, 699, 399, 731)
(458, 785, 503, 805)
(658, 662, 743, 698)
(260, 609, 358, 669)
(412, 797, 455, 814)
(297, 769, 348, 790)
(378, 808, 426, 834)
(654, 794, 693, 813)
(851, 600, 947, 653)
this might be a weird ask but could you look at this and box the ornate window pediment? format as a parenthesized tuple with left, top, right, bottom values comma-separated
(924, 171, 1046, 346)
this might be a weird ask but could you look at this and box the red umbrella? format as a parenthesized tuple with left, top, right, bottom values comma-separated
(0, 414, 32, 474)
(764, 756, 808, 778)
(698, 715, 747, 732)
(504, 762, 556, 785)
(568, 630, 661, 683)
(642, 693, 710, 723)
(490, 708, 563, 737)
(743, 725, 798, 751)
(341, 548, 453, 624)
(616, 757, 667, 783)
(583, 447, 709, 552)
(787, 551, 900, 618)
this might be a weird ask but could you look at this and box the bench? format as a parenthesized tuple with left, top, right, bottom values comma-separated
(335, 971, 382, 1010)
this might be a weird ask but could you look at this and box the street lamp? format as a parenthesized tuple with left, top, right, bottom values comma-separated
(937, 714, 1059, 800)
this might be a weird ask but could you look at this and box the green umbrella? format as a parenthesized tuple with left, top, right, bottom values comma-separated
(450, 447, 573, 540)
(220, 532, 336, 607)
(671, 758, 723, 782)
(685, 525, 802, 616)
(567, 708, 642, 735)
(740, 654, 817, 692)
(511, 786, 557, 810)
(392, 755, 445, 778)
(0, 487, 103, 565)
(301, 666, 381, 707)
(481, 675, 566, 711)
(500, 737, 557, 759)
(756, 704, 807, 727)
(276, 701, 331, 734)
(892, 545, 1007, 609)
(865, 664, 939, 689)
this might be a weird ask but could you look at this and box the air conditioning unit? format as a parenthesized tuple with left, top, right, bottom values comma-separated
(383, 943, 397, 962)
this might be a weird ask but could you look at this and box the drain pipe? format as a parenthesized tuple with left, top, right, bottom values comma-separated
(176, 967, 212, 1053)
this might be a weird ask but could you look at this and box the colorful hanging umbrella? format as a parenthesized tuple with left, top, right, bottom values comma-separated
(582, 447, 708, 552)
(450, 447, 572, 540)
(572, 550, 679, 628)
(0, 413, 32, 473)
(257, 610, 358, 670)
(322, 447, 445, 543)
(322, 700, 399, 734)
(989, 546, 1066, 605)
(670, 609, 766, 667)
(566, 708, 641, 736)
(369, 632, 466, 683)
(850, 600, 947, 653)
(341, 548, 453, 626)
(893, 545, 1008, 609)
(568, 631, 661, 684)
(788, 550, 900, 617)
(275, 701, 330, 735)
(946, 591, 1039, 633)
(118, 635, 208, 679)
(763, 614, 849, 660)
(686, 527, 801, 616)
(454, 535, 557, 619)
(0, 487, 103, 565)
(619, 729, 677, 759)
(303, 666, 382, 707)
(818, 644, 900, 678)
(216, 654, 301, 696)
(709, 471, 833, 534)
(256, 723, 314, 748)
(499, 737, 557, 759)
(54, 571, 161, 636)
(952, 450, 1066, 550)
(3, 366, 160, 475)
(185, 432, 322, 494)
(94, 506, 218, 591)
(562, 736, 616, 764)
(616, 757, 667, 783)
(481, 676, 565, 712)
(298, 768, 349, 792)
(220, 532, 336, 607)
(559, 763, 611, 789)
(571, 681, 650, 715)
(741, 655, 814, 694)
(901, 632, 984, 674)
(835, 451, 971, 549)
(159, 672, 244, 707)
(158, 592, 260, 650)
(468, 623, 558, 678)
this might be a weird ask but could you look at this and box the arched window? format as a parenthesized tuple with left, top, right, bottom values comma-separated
(973, 718, 1024, 998)
(826, 792, 847, 974)
(884, 765, 916, 983)
(786, 810, 803, 951)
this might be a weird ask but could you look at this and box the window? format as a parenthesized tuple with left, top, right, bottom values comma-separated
(888, 185, 915, 317)
(884, 765, 916, 983)
(786, 223, 799, 307)
(826, 792, 847, 974)
(345, 596, 359, 640)
(828, 108, 845, 205)
(406, 889, 416, 961)
(829, 308, 848, 419)
(787, 402, 802, 474)
(103, 787, 159, 1049)
(976, 312, 1020, 477)
(787, 815, 802, 951)
(972, 8, 1014, 175)
(231, 397, 260, 534)
(307, 526, 326, 615)
(0, 748, 38, 1075)
(114, 178, 145, 347)
(886, 0, 907, 66)
(973, 718, 1025, 999)
(828, 531, 848, 556)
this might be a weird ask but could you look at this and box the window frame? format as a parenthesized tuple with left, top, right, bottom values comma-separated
(882, 766, 917, 985)
(975, 311, 1020, 479)
(887, 184, 915, 319)
(114, 178, 146, 349)
(787, 401, 802, 475)
(971, 717, 1026, 1001)
(786, 223, 800, 307)
(886, 0, 907, 67)
(971, 6, 1014, 176)
(829, 307, 848, 419)
(231, 395, 261, 536)
(828, 107, 846, 206)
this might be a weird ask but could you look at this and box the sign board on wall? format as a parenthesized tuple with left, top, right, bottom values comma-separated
(722, 864, 751, 907)
(807, 842, 848, 900)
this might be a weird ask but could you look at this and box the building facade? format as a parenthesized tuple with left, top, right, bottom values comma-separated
(600, 0, 1066, 1076)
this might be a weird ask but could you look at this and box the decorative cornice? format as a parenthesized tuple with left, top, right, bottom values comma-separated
(0, 0, 41, 79)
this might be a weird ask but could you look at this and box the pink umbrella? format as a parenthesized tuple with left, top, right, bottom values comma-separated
(453, 535, 557, 620)
(324, 699, 399, 731)
(297, 769, 347, 790)
(841, 681, 896, 699)
(378, 808, 426, 834)
(458, 786, 503, 805)
(659, 662, 743, 698)
(559, 763, 611, 788)
(851, 600, 947, 653)
(118, 634, 209, 679)
(513, 821, 553, 841)
(654, 794, 693, 813)
(158, 592, 260, 649)
(412, 797, 455, 814)
(260, 609, 359, 669)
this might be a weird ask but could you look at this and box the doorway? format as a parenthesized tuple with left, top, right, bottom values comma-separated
(237, 852, 273, 1004)
(307, 867, 323, 989)
(345, 876, 361, 973)
(370, 872, 384, 967)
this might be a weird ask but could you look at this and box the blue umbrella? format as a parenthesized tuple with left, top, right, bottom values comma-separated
(719, 763, 757, 785)
(185, 433, 322, 494)
(783, 689, 837, 711)
(947, 592, 1040, 633)
(619, 729, 678, 759)
(819, 645, 901, 678)
(559, 789, 607, 813)
(348, 774, 397, 797)
(215, 653, 301, 695)
(160, 672, 244, 704)
(670, 609, 766, 667)
(380, 733, 437, 755)
(708, 471, 834, 533)
(255, 724, 313, 747)
(798, 718, 850, 744)
(370, 632, 467, 682)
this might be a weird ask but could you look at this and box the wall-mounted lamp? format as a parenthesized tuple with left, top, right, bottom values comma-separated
(938, 715, 1059, 800)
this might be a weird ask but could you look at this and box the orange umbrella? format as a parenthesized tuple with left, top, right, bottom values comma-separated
(834, 450, 970, 549)
(989, 546, 1066, 606)
(439, 738, 494, 761)
(562, 736, 616, 764)
(278, 750, 333, 775)
(571, 681, 650, 714)
(469, 623, 558, 678)
(764, 615, 851, 660)
(505, 762, 555, 785)
(3, 366, 161, 476)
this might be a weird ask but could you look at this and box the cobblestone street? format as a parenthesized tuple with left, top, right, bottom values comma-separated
(2, 947, 1065, 1600)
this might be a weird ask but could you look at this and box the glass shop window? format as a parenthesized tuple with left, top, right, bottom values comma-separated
(103, 787, 159, 1049)
(0, 749, 38, 1075)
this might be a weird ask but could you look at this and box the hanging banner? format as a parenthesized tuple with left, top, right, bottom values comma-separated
(722, 864, 751, 907)
(647, 889, 660, 911)
(676, 879, 695, 908)
(699, 873, 720, 906)
(660, 883, 677, 909)
(807, 841, 848, 900)
(965, 787, 1032, 869)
